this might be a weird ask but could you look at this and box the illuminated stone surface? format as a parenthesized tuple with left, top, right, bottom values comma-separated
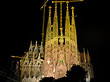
(42, 3, 79, 79)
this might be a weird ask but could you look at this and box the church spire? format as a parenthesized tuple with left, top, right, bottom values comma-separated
(65, 1, 70, 38)
(40, 41, 43, 54)
(83, 48, 86, 63)
(46, 6, 52, 42)
(28, 40, 33, 58)
(34, 41, 38, 52)
(29, 40, 33, 51)
(33, 41, 38, 58)
(71, 6, 77, 41)
(87, 49, 90, 65)
(53, 1, 58, 38)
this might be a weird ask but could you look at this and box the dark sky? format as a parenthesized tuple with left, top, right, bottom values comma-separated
(0, 0, 109, 81)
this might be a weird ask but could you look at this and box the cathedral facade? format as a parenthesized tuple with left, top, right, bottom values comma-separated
(11, 1, 94, 82)
(42, 2, 79, 79)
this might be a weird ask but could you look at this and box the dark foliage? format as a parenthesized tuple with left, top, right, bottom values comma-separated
(66, 65, 87, 82)
(40, 65, 87, 82)
(40, 77, 54, 82)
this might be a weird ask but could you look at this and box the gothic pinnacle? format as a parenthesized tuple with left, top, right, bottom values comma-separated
(66, 1, 69, 11)
(71, 6, 74, 15)
(49, 6, 52, 17)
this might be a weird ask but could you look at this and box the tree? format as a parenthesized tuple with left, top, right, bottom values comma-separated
(40, 65, 86, 82)
(40, 77, 54, 82)
(66, 65, 87, 82)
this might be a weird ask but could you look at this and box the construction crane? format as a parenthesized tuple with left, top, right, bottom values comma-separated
(11, 54, 35, 82)
(11, 55, 26, 82)
(11, 53, 43, 82)
(40, 0, 50, 44)
(52, 0, 84, 3)
(40, 0, 50, 10)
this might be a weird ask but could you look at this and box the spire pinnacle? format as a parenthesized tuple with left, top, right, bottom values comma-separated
(71, 6, 77, 41)
(59, 28, 64, 45)
(41, 41, 43, 46)
(36, 40, 37, 44)
(29, 40, 33, 51)
(87, 49, 90, 65)
(45, 6, 52, 42)
(40, 41, 43, 54)
(66, 1, 69, 11)
(53, 2, 58, 38)
(60, 28, 63, 36)
(83, 48, 85, 54)
(30, 40, 32, 45)
(55, 0, 57, 10)
(71, 6, 74, 15)
(65, 1, 70, 38)
(49, 6, 52, 17)
(83, 48, 86, 63)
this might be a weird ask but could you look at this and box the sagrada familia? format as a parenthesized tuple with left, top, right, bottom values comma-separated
(10, 0, 94, 82)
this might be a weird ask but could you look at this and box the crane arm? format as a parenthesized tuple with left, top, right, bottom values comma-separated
(11, 56, 23, 59)
(40, 0, 50, 10)
(52, 0, 84, 3)
(11, 56, 33, 59)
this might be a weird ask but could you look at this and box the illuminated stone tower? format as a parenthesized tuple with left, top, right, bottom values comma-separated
(43, 1, 79, 79)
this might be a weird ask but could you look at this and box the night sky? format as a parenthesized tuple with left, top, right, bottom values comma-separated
(1, 0, 109, 81)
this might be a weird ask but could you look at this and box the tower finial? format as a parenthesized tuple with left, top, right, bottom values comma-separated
(59, 28, 64, 45)
(71, 6, 74, 15)
(36, 40, 37, 44)
(49, 6, 52, 17)
(66, 1, 69, 11)
(29, 40, 32, 50)
(60, 28, 63, 36)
